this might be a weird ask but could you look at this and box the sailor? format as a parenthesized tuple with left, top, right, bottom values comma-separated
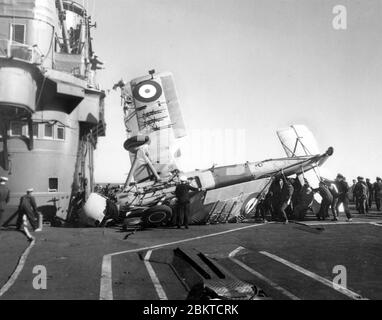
(314, 180, 333, 221)
(174, 176, 200, 229)
(69, 27, 75, 47)
(354, 177, 368, 214)
(269, 178, 282, 221)
(278, 177, 294, 224)
(326, 180, 339, 221)
(16, 189, 41, 241)
(0, 177, 10, 226)
(292, 179, 313, 221)
(366, 178, 373, 210)
(258, 191, 273, 223)
(335, 174, 352, 222)
(88, 54, 104, 87)
(90, 54, 103, 70)
(350, 179, 357, 207)
(291, 178, 302, 210)
(374, 177, 382, 211)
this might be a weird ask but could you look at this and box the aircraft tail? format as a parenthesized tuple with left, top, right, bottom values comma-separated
(277, 125, 321, 157)
(277, 125, 330, 188)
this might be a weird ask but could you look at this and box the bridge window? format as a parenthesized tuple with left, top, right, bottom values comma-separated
(44, 124, 54, 139)
(56, 126, 65, 141)
(49, 178, 58, 192)
(10, 122, 23, 136)
(11, 24, 26, 44)
(32, 123, 39, 138)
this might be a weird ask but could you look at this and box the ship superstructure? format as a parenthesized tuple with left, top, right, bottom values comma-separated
(0, 0, 106, 221)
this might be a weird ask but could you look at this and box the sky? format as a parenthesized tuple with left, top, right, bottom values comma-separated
(90, 0, 382, 183)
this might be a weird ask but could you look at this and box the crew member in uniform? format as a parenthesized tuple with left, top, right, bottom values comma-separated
(292, 179, 313, 221)
(314, 180, 333, 221)
(269, 178, 282, 221)
(175, 176, 200, 229)
(0, 177, 10, 227)
(89, 54, 104, 86)
(350, 179, 357, 207)
(374, 177, 382, 211)
(366, 178, 373, 210)
(326, 180, 339, 221)
(17, 189, 41, 240)
(335, 174, 352, 222)
(278, 177, 294, 224)
(354, 177, 367, 214)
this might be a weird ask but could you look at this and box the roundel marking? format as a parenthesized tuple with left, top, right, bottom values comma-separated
(133, 80, 163, 103)
(244, 197, 258, 214)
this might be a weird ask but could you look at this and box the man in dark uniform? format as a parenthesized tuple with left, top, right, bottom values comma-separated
(269, 178, 282, 221)
(0, 177, 10, 227)
(314, 180, 333, 221)
(278, 177, 294, 224)
(291, 178, 302, 210)
(354, 177, 368, 214)
(90, 54, 104, 71)
(335, 174, 352, 222)
(374, 177, 382, 211)
(175, 176, 200, 229)
(16, 189, 40, 240)
(366, 178, 373, 210)
(351, 179, 358, 208)
(292, 179, 314, 221)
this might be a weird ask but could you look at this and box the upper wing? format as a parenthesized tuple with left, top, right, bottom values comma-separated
(122, 72, 187, 182)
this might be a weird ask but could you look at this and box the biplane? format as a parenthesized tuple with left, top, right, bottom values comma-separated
(82, 71, 334, 228)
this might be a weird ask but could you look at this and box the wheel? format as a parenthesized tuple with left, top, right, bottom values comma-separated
(142, 205, 173, 227)
(124, 136, 150, 152)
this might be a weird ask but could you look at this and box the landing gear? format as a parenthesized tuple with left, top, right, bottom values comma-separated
(124, 205, 173, 229)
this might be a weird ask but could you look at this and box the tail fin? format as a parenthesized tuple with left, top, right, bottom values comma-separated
(277, 125, 320, 157)
(277, 125, 328, 188)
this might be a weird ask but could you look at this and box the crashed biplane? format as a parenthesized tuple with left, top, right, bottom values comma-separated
(82, 71, 334, 228)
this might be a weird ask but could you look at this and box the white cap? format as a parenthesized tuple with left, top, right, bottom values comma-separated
(27, 188, 34, 193)
(179, 176, 188, 182)
(0, 177, 8, 182)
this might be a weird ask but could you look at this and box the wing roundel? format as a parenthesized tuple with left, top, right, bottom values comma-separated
(132, 80, 163, 103)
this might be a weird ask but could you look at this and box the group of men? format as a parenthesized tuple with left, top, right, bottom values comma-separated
(351, 176, 382, 214)
(258, 173, 354, 224)
(3, 173, 381, 234)
(313, 174, 352, 222)
(0, 177, 41, 241)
